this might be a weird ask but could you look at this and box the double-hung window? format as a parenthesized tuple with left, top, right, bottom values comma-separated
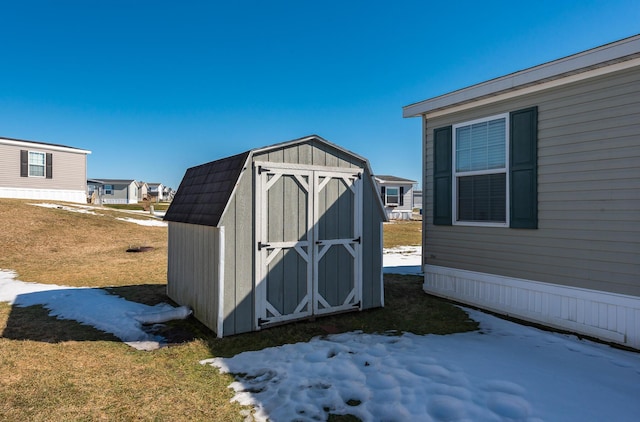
(453, 113, 508, 226)
(104, 185, 113, 195)
(433, 106, 537, 229)
(386, 187, 399, 205)
(28, 151, 46, 177)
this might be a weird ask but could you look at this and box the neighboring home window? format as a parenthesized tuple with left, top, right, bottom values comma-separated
(104, 185, 113, 195)
(386, 187, 399, 205)
(380, 186, 405, 206)
(433, 106, 537, 229)
(453, 113, 508, 225)
(29, 152, 46, 177)
(20, 150, 52, 179)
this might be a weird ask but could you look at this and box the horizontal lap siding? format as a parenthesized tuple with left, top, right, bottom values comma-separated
(424, 66, 640, 296)
(0, 143, 87, 190)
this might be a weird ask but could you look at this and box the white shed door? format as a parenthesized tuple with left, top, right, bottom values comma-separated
(255, 163, 362, 328)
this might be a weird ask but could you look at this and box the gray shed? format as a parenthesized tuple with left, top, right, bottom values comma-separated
(164, 135, 387, 337)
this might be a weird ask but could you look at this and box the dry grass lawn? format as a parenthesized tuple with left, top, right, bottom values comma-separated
(0, 199, 473, 421)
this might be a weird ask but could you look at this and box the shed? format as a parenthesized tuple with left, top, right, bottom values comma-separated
(164, 135, 387, 337)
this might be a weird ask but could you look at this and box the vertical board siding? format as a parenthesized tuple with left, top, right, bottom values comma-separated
(221, 167, 254, 336)
(361, 172, 384, 309)
(167, 222, 221, 335)
(423, 66, 640, 297)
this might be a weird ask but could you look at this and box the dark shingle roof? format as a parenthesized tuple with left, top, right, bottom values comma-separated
(164, 151, 250, 227)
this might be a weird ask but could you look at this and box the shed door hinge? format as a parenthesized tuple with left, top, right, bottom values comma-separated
(258, 318, 270, 326)
(258, 165, 271, 175)
(258, 241, 271, 250)
(353, 236, 361, 244)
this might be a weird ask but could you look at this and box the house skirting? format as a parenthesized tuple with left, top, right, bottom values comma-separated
(424, 264, 640, 350)
(102, 198, 138, 205)
(0, 187, 86, 204)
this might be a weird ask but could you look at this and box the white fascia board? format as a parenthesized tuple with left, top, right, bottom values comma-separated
(403, 34, 640, 118)
(0, 138, 92, 155)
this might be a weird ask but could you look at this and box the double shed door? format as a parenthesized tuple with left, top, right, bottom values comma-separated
(255, 162, 363, 328)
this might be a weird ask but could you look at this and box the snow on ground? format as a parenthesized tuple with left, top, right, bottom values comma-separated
(2, 247, 639, 420)
(383, 245, 422, 275)
(115, 217, 167, 227)
(29, 202, 167, 227)
(0, 270, 189, 350)
(203, 309, 640, 421)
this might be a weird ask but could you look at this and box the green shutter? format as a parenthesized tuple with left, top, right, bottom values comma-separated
(20, 150, 28, 177)
(46, 153, 53, 179)
(509, 107, 538, 229)
(433, 126, 452, 225)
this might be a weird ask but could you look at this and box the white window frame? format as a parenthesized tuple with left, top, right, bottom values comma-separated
(385, 186, 400, 206)
(452, 113, 510, 227)
(104, 185, 113, 195)
(28, 151, 46, 178)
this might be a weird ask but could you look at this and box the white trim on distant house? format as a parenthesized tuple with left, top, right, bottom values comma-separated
(0, 138, 91, 155)
(0, 187, 87, 203)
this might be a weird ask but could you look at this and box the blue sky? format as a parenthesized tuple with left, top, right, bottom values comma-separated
(1, 1, 638, 189)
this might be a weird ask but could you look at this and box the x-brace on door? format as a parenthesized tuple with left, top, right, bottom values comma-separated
(255, 162, 362, 328)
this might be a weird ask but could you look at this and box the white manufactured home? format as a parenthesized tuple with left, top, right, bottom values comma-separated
(0, 137, 91, 203)
(403, 35, 640, 349)
(164, 135, 387, 337)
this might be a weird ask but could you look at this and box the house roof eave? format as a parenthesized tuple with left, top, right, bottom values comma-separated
(403, 34, 640, 118)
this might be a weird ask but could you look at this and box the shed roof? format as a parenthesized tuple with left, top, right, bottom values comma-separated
(403, 34, 640, 117)
(165, 135, 386, 227)
(163, 151, 250, 227)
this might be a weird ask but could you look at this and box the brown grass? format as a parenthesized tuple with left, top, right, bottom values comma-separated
(383, 220, 421, 248)
(0, 199, 167, 287)
(0, 199, 475, 421)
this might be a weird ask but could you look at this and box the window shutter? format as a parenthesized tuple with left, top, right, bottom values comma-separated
(399, 187, 404, 206)
(381, 186, 386, 204)
(46, 153, 53, 179)
(20, 150, 28, 177)
(433, 126, 452, 225)
(509, 107, 538, 229)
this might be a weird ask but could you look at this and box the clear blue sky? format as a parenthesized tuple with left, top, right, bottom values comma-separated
(1, 1, 638, 189)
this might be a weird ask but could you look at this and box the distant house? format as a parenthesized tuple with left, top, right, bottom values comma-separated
(0, 136, 91, 203)
(403, 35, 640, 349)
(413, 189, 423, 210)
(90, 179, 139, 204)
(375, 175, 416, 219)
(146, 183, 165, 203)
(137, 181, 149, 202)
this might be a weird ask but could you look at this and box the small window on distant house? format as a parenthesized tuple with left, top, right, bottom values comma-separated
(453, 113, 508, 226)
(28, 151, 46, 177)
(386, 187, 399, 205)
(104, 185, 113, 195)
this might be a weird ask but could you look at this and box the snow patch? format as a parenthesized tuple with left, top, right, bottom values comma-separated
(0, 270, 190, 350)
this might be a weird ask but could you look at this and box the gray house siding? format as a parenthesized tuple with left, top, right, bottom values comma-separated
(423, 66, 640, 297)
(0, 139, 89, 202)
